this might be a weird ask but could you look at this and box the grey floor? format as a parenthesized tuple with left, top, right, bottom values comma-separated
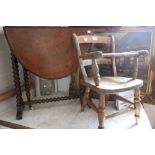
(0, 94, 152, 129)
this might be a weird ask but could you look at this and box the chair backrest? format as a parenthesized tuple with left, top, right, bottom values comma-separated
(73, 33, 117, 82)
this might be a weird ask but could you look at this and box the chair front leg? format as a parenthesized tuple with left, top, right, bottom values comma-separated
(134, 88, 141, 125)
(98, 94, 106, 129)
(81, 87, 90, 112)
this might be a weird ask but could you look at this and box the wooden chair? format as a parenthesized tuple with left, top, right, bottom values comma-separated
(73, 33, 148, 129)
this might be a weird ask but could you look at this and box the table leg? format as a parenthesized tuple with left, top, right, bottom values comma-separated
(11, 53, 24, 120)
(23, 66, 31, 109)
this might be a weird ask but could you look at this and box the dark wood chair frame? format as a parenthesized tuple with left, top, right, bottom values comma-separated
(73, 33, 148, 129)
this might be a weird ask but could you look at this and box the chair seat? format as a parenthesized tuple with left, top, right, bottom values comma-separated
(81, 76, 143, 94)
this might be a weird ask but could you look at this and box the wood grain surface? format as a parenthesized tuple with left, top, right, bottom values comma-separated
(4, 27, 91, 79)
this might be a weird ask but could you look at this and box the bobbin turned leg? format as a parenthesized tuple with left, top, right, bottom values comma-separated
(23, 66, 32, 109)
(134, 88, 141, 125)
(81, 87, 90, 112)
(98, 95, 105, 129)
(11, 53, 24, 120)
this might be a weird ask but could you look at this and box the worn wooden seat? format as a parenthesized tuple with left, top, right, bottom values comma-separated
(73, 33, 148, 129)
(81, 77, 143, 94)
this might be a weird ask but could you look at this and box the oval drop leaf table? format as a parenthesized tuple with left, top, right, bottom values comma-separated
(3, 26, 97, 120)
(4, 27, 79, 79)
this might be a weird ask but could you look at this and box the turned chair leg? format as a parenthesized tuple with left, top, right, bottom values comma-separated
(81, 87, 90, 112)
(134, 88, 141, 125)
(98, 94, 105, 129)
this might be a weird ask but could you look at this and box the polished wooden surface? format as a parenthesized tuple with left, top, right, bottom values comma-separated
(4, 27, 91, 79)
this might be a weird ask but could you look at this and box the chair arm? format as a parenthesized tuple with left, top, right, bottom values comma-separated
(80, 50, 148, 59)
(102, 50, 148, 57)
(135, 50, 149, 56)
(80, 50, 148, 85)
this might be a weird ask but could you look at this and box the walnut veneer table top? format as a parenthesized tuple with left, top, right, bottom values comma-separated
(4, 27, 91, 79)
